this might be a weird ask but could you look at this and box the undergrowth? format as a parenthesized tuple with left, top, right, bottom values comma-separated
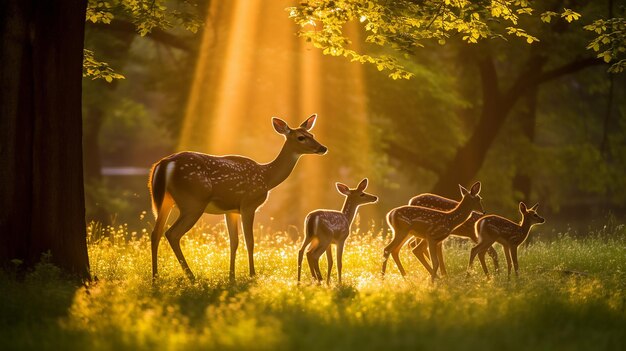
(1, 220, 624, 350)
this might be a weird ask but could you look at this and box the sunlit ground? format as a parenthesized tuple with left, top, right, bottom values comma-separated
(1, 221, 625, 350)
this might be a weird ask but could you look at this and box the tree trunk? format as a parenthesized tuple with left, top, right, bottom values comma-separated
(0, 0, 90, 278)
(431, 55, 516, 198)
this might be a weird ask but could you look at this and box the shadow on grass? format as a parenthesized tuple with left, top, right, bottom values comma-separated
(0, 261, 90, 349)
(155, 276, 258, 326)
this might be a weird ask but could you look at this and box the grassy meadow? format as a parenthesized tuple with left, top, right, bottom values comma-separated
(1, 219, 625, 351)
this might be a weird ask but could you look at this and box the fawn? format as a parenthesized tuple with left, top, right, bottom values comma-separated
(468, 202, 544, 278)
(298, 178, 378, 284)
(383, 182, 483, 281)
(149, 114, 327, 281)
(406, 194, 499, 276)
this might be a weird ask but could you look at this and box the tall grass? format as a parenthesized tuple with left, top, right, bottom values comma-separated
(1, 220, 625, 350)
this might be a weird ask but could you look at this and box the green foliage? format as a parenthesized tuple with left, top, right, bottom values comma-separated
(84, 0, 202, 81)
(87, 0, 201, 35)
(585, 17, 626, 72)
(288, 1, 581, 79)
(0, 223, 624, 350)
(99, 97, 174, 159)
(83, 49, 126, 82)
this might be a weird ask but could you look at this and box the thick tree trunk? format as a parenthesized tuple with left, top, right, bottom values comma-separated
(0, 0, 90, 278)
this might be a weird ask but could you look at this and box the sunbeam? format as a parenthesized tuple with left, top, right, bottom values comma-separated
(179, 0, 371, 226)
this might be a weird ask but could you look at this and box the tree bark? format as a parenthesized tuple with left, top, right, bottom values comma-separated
(0, 0, 90, 278)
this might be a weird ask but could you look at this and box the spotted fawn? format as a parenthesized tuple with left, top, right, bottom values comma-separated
(298, 178, 378, 284)
(468, 202, 544, 278)
(383, 182, 484, 281)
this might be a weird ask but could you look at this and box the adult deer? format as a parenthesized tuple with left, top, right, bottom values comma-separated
(468, 202, 544, 278)
(298, 178, 378, 285)
(406, 194, 499, 276)
(382, 182, 483, 281)
(149, 114, 327, 281)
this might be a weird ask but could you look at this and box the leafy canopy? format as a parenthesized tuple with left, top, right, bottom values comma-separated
(83, 0, 202, 81)
(585, 17, 626, 73)
(287, 1, 616, 79)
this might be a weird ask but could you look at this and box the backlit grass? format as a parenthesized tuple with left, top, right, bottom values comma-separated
(1, 220, 625, 350)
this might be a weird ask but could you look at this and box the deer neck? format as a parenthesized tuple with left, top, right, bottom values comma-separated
(262, 142, 301, 190)
(341, 199, 359, 226)
(519, 217, 534, 237)
(448, 199, 473, 228)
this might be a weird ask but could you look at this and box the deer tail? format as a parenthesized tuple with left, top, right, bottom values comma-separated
(149, 160, 168, 218)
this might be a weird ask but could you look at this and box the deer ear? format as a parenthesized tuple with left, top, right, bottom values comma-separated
(272, 117, 290, 135)
(530, 203, 539, 211)
(519, 202, 528, 213)
(300, 114, 317, 131)
(336, 182, 350, 195)
(459, 184, 469, 196)
(357, 178, 368, 191)
(470, 181, 481, 196)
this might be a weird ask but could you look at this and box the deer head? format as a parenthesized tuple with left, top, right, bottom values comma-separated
(272, 114, 327, 155)
(458, 181, 484, 214)
(336, 178, 378, 206)
(519, 202, 545, 225)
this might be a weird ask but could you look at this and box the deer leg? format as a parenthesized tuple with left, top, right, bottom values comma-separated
(383, 229, 408, 276)
(436, 242, 447, 277)
(306, 240, 319, 281)
(503, 244, 513, 278)
(306, 250, 317, 281)
(478, 250, 489, 276)
(310, 243, 327, 283)
(511, 245, 520, 277)
(298, 234, 314, 284)
(467, 245, 479, 275)
(337, 241, 345, 285)
(151, 196, 173, 279)
(468, 238, 494, 277)
(225, 213, 240, 282)
(411, 240, 434, 275)
(391, 241, 409, 277)
(241, 210, 257, 277)
(164, 208, 204, 281)
(486, 246, 500, 272)
(408, 238, 423, 254)
(325, 246, 333, 285)
(427, 239, 440, 281)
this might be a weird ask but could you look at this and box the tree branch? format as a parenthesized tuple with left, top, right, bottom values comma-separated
(88, 19, 192, 52)
(534, 57, 605, 85)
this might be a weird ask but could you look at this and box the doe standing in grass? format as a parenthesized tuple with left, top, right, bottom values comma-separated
(149, 114, 327, 281)
(298, 178, 378, 284)
(468, 202, 545, 278)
